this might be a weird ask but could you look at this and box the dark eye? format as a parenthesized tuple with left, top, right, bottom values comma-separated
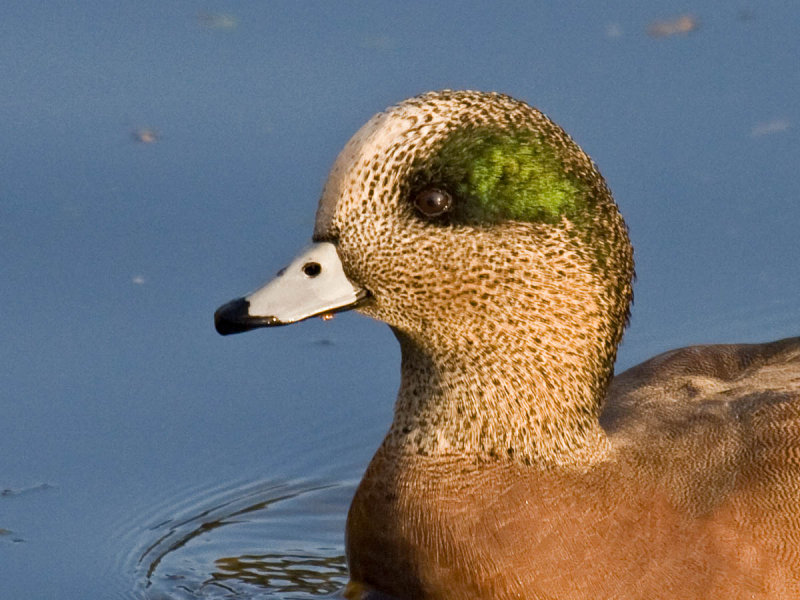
(413, 188, 453, 217)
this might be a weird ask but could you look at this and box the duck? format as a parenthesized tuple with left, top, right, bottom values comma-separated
(214, 90, 800, 599)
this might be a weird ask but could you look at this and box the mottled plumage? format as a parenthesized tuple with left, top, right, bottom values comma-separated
(215, 90, 800, 599)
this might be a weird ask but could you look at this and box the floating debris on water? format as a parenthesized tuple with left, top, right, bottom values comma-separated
(1, 482, 55, 497)
(737, 9, 756, 22)
(647, 14, 699, 38)
(605, 23, 623, 39)
(132, 128, 160, 144)
(0, 528, 23, 543)
(132, 275, 146, 285)
(198, 12, 238, 30)
(751, 119, 791, 137)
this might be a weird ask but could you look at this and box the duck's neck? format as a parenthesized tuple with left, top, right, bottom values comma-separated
(384, 328, 613, 468)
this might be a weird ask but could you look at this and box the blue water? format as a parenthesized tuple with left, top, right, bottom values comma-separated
(1, 2, 798, 598)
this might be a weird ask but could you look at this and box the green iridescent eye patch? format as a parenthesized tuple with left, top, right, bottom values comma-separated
(412, 127, 590, 226)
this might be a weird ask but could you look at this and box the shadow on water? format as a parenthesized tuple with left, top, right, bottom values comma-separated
(128, 478, 355, 599)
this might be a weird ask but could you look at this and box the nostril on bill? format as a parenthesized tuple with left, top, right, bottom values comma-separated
(302, 262, 322, 277)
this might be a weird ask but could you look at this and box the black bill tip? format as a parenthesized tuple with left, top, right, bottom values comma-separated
(214, 297, 281, 335)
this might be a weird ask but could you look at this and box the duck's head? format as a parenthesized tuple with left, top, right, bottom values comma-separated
(216, 90, 634, 408)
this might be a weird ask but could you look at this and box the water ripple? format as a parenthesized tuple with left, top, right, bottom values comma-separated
(121, 478, 355, 599)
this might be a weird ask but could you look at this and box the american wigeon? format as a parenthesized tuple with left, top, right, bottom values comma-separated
(215, 91, 800, 599)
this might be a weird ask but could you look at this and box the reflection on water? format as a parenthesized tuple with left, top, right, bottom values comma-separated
(132, 479, 353, 599)
(213, 553, 347, 595)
